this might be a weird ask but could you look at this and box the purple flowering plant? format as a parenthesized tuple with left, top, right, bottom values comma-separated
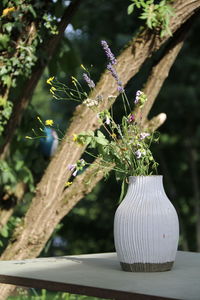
(46, 41, 159, 183)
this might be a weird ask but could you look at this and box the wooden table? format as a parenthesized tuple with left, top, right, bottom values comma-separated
(0, 251, 199, 300)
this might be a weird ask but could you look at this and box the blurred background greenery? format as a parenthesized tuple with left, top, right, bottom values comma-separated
(1, 0, 200, 265)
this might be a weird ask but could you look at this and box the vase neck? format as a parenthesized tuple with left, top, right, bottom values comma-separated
(127, 176, 164, 196)
(129, 175, 163, 185)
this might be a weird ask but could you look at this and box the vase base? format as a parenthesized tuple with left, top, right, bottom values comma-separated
(120, 261, 174, 272)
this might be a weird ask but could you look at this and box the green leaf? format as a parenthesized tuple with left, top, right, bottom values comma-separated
(119, 179, 126, 203)
(0, 97, 6, 107)
(15, 160, 24, 171)
(3, 0, 9, 5)
(95, 136, 109, 146)
(140, 0, 147, 8)
(3, 22, 13, 33)
(10, 57, 19, 66)
(97, 130, 106, 138)
(0, 34, 9, 49)
(0, 66, 8, 76)
(135, 0, 142, 8)
(28, 5, 37, 18)
(127, 3, 135, 15)
(0, 225, 9, 238)
(2, 74, 12, 87)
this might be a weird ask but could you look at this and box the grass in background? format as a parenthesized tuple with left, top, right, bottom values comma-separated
(8, 288, 111, 300)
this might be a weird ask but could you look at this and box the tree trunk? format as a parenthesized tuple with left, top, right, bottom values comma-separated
(0, 1, 200, 298)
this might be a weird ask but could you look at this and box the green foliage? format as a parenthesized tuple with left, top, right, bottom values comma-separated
(0, 0, 58, 89)
(43, 14, 59, 35)
(127, 0, 175, 37)
(0, 152, 35, 192)
(0, 0, 59, 136)
(0, 216, 21, 247)
(0, 100, 13, 134)
(8, 288, 108, 300)
(0, 33, 10, 50)
(75, 111, 159, 181)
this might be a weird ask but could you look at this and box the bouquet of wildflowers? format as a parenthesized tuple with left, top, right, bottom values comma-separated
(46, 41, 159, 186)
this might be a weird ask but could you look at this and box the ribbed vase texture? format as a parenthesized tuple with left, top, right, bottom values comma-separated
(114, 176, 179, 272)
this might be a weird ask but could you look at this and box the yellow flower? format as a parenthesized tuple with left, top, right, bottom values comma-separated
(71, 76, 78, 82)
(72, 134, 78, 142)
(2, 7, 16, 16)
(80, 64, 87, 71)
(50, 86, 56, 94)
(65, 181, 72, 187)
(37, 116, 43, 124)
(111, 133, 116, 139)
(25, 136, 32, 139)
(46, 76, 54, 85)
(45, 119, 54, 126)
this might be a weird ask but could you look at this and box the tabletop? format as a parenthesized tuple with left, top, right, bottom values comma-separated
(0, 251, 200, 300)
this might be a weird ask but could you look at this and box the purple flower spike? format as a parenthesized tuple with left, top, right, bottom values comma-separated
(101, 40, 117, 65)
(107, 63, 124, 93)
(83, 73, 95, 89)
(101, 42, 124, 93)
(117, 83, 124, 94)
(107, 63, 118, 80)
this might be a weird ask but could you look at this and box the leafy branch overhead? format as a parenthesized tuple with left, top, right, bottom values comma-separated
(0, 0, 58, 135)
(128, 0, 175, 37)
(0, 1, 58, 88)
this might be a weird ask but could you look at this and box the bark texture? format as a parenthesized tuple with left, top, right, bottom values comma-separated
(0, 1, 200, 298)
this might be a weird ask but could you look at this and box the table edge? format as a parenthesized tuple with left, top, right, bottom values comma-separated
(0, 274, 181, 300)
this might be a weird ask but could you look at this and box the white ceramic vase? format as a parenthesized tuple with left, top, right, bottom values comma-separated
(114, 176, 179, 272)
